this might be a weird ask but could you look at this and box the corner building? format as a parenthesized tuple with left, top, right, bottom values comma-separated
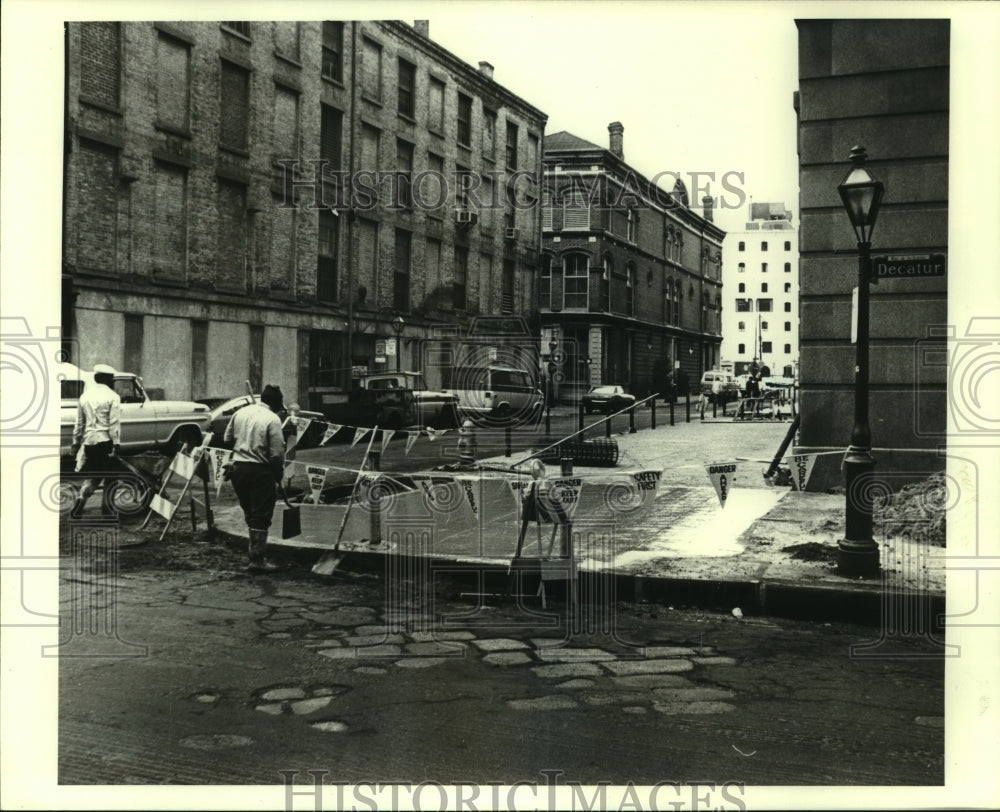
(540, 125, 725, 403)
(63, 20, 546, 408)
(794, 19, 948, 488)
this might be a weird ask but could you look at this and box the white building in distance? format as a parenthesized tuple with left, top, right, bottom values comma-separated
(720, 202, 798, 378)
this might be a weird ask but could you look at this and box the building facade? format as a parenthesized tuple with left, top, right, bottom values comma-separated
(540, 125, 725, 403)
(720, 202, 799, 378)
(795, 19, 948, 488)
(63, 20, 546, 410)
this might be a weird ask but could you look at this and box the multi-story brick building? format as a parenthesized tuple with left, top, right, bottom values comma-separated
(62, 20, 546, 410)
(720, 202, 799, 379)
(540, 125, 725, 402)
(794, 19, 948, 488)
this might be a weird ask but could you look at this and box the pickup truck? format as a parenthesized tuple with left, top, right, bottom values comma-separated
(315, 371, 459, 430)
(357, 372, 460, 428)
(59, 363, 212, 461)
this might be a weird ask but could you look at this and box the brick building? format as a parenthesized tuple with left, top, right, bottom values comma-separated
(63, 20, 546, 409)
(540, 125, 725, 403)
(720, 202, 799, 379)
(794, 19, 948, 488)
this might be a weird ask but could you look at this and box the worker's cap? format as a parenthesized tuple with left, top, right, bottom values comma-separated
(260, 385, 285, 411)
(93, 363, 116, 375)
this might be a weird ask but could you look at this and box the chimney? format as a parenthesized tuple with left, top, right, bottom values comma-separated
(608, 121, 624, 159)
(478, 61, 494, 80)
(702, 195, 714, 223)
(413, 20, 429, 37)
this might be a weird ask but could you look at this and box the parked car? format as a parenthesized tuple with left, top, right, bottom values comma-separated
(441, 364, 543, 425)
(59, 363, 211, 460)
(581, 385, 636, 415)
(350, 371, 459, 428)
(699, 370, 740, 403)
(204, 395, 326, 449)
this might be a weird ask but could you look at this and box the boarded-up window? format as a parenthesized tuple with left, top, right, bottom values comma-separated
(215, 179, 247, 290)
(273, 85, 298, 160)
(320, 104, 343, 173)
(76, 142, 118, 274)
(428, 77, 444, 133)
(156, 33, 189, 130)
(356, 218, 378, 302)
(362, 38, 382, 101)
(275, 21, 300, 61)
(360, 124, 380, 173)
(152, 162, 187, 282)
(453, 246, 468, 310)
(220, 61, 250, 151)
(269, 197, 295, 291)
(393, 229, 411, 312)
(426, 238, 442, 292)
(79, 22, 120, 107)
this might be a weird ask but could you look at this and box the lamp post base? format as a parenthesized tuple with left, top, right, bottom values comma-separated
(837, 540, 880, 577)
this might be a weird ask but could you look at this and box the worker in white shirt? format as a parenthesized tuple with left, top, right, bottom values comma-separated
(71, 363, 122, 517)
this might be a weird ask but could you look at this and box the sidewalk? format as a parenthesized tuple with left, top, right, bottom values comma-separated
(214, 415, 946, 627)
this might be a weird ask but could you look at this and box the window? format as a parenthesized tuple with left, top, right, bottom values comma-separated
(75, 144, 118, 274)
(738, 241, 745, 251)
(784, 344, 792, 354)
(761, 283, 768, 293)
(395, 139, 414, 209)
(784, 301, 792, 313)
(738, 283, 745, 293)
(784, 262, 791, 273)
(626, 264, 635, 315)
(738, 343, 746, 354)
(397, 58, 416, 118)
(738, 321, 745, 331)
(541, 188, 553, 230)
(215, 179, 247, 290)
(275, 21, 300, 62)
(757, 298, 773, 312)
(784, 241, 791, 251)
(761, 241, 768, 251)
(665, 279, 673, 324)
(502, 259, 516, 314)
(426, 237, 442, 291)
(322, 22, 344, 82)
(539, 254, 552, 309)
(428, 77, 445, 133)
(735, 298, 753, 312)
(155, 33, 190, 131)
(761, 262, 768, 273)
(220, 61, 250, 151)
(761, 341, 773, 354)
(273, 85, 299, 160)
(80, 22, 121, 108)
(425, 152, 444, 218)
(360, 124, 380, 174)
(761, 321, 769, 331)
(453, 246, 468, 310)
(457, 93, 473, 147)
(738, 262, 745, 273)
(563, 254, 588, 309)
(672, 279, 680, 324)
(317, 209, 338, 302)
(483, 109, 496, 159)
(320, 105, 343, 173)
(269, 194, 295, 292)
(393, 229, 411, 311)
(626, 208, 636, 242)
(781, 282, 790, 293)
(152, 162, 187, 282)
(222, 21, 251, 38)
(563, 189, 590, 230)
(362, 38, 382, 101)
(505, 121, 518, 168)
(784, 321, 792, 332)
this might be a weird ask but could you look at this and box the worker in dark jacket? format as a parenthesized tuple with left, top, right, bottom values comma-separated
(224, 385, 286, 572)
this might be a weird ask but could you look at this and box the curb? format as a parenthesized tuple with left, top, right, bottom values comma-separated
(216, 527, 945, 631)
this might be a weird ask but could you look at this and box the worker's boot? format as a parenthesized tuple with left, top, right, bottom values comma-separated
(247, 529, 278, 573)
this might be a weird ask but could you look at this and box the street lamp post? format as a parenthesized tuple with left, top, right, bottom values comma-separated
(836, 145, 885, 577)
(391, 314, 405, 372)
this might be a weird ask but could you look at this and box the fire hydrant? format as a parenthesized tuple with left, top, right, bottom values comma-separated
(457, 419, 478, 467)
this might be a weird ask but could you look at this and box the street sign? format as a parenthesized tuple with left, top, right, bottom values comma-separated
(872, 253, 946, 280)
(385, 337, 397, 357)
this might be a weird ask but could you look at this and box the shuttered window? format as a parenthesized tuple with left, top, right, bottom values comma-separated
(563, 190, 590, 230)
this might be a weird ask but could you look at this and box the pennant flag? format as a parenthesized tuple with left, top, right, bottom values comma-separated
(209, 449, 230, 496)
(380, 429, 396, 453)
(351, 427, 370, 447)
(788, 453, 818, 492)
(321, 424, 342, 446)
(404, 431, 418, 455)
(706, 462, 740, 507)
(425, 427, 449, 441)
(306, 464, 328, 504)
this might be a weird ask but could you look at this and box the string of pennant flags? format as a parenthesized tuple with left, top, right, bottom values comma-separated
(281, 416, 453, 456)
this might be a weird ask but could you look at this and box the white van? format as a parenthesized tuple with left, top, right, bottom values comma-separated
(441, 364, 543, 424)
(699, 370, 740, 403)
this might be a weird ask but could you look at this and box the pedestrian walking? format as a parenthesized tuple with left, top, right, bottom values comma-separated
(71, 363, 123, 517)
(224, 385, 287, 572)
(747, 374, 761, 400)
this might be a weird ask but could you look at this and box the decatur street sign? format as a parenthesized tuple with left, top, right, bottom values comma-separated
(871, 253, 946, 280)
